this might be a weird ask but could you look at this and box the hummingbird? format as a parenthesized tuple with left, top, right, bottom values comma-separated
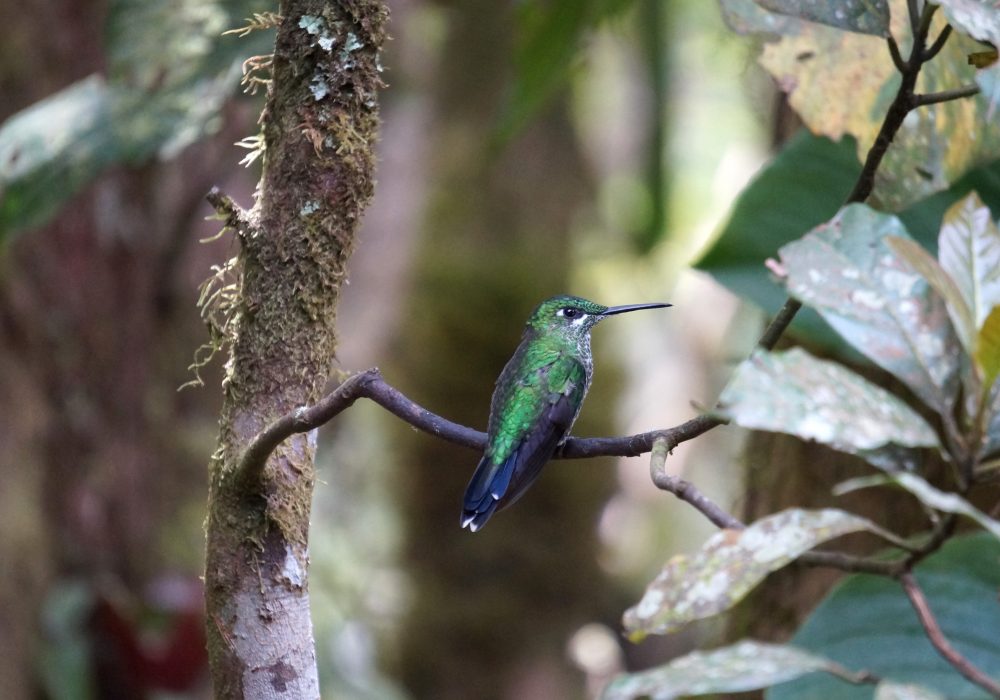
(461, 294, 671, 531)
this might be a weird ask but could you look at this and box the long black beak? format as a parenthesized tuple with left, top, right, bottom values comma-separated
(601, 302, 672, 316)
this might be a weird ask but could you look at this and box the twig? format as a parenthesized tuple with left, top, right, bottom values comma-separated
(900, 572, 1000, 697)
(913, 85, 981, 107)
(887, 36, 907, 72)
(923, 25, 952, 62)
(238, 369, 721, 485)
(648, 437, 744, 529)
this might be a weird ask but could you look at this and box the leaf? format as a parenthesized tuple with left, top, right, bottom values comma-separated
(938, 192, 1000, 330)
(757, 0, 890, 37)
(720, 348, 939, 468)
(698, 131, 1000, 357)
(758, 21, 893, 143)
(602, 640, 860, 700)
(892, 472, 1000, 540)
(886, 235, 977, 356)
(874, 681, 948, 700)
(758, 0, 1000, 209)
(623, 508, 891, 640)
(719, 0, 803, 36)
(977, 306, 1000, 388)
(770, 533, 1000, 699)
(780, 204, 961, 415)
(937, 0, 1000, 49)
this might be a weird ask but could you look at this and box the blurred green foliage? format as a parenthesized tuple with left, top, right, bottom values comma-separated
(0, 0, 272, 239)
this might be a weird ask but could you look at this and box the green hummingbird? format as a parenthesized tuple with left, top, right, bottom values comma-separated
(461, 294, 671, 531)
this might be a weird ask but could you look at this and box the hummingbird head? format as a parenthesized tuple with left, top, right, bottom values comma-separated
(526, 295, 671, 339)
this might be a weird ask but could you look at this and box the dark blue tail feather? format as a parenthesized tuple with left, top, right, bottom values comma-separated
(461, 451, 518, 531)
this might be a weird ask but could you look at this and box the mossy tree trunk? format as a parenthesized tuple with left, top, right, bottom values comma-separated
(203, 1, 387, 696)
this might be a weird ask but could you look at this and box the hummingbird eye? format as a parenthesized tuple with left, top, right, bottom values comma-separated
(561, 307, 581, 319)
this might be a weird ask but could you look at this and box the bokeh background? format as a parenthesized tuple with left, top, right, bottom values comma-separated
(1, 0, 778, 697)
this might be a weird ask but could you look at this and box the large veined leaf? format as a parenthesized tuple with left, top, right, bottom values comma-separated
(756, 0, 1000, 209)
(938, 192, 1000, 330)
(756, 0, 890, 37)
(769, 533, 1000, 699)
(719, 348, 939, 463)
(623, 509, 894, 640)
(779, 204, 960, 416)
(602, 640, 861, 700)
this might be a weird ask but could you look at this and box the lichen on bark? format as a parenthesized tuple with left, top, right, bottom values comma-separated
(203, 1, 388, 696)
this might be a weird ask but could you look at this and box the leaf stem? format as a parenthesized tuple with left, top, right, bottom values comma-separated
(900, 571, 1000, 697)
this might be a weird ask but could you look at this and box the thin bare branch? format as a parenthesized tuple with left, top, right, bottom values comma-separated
(923, 24, 953, 62)
(900, 572, 1000, 697)
(913, 84, 981, 107)
(888, 36, 907, 73)
(648, 437, 744, 529)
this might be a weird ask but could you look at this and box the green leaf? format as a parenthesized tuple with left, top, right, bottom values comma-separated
(780, 204, 960, 415)
(886, 235, 977, 356)
(938, 192, 1000, 330)
(769, 533, 1000, 699)
(977, 306, 1000, 388)
(757, 0, 890, 37)
(603, 640, 862, 700)
(719, 348, 940, 461)
(623, 508, 891, 640)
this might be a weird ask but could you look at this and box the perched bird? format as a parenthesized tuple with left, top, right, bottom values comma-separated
(461, 294, 670, 531)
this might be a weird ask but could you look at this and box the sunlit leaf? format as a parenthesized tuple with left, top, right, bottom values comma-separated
(720, 348, 939, 460)
(977, 306, 1000, 388)
(875, 682, 948, 700)
(758, 22, 892, 142)
(623, 508, 890, 640)
(602, 640, 860, 700)
(758, 0, 1000, 209)
(771, 533, 1000, 699)
(780, 204, 960, 415)
(938, 192, 1000, 330)
(757, 0, 890, 37)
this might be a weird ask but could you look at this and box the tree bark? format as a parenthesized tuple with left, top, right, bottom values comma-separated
(203, 1, 387, 696)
